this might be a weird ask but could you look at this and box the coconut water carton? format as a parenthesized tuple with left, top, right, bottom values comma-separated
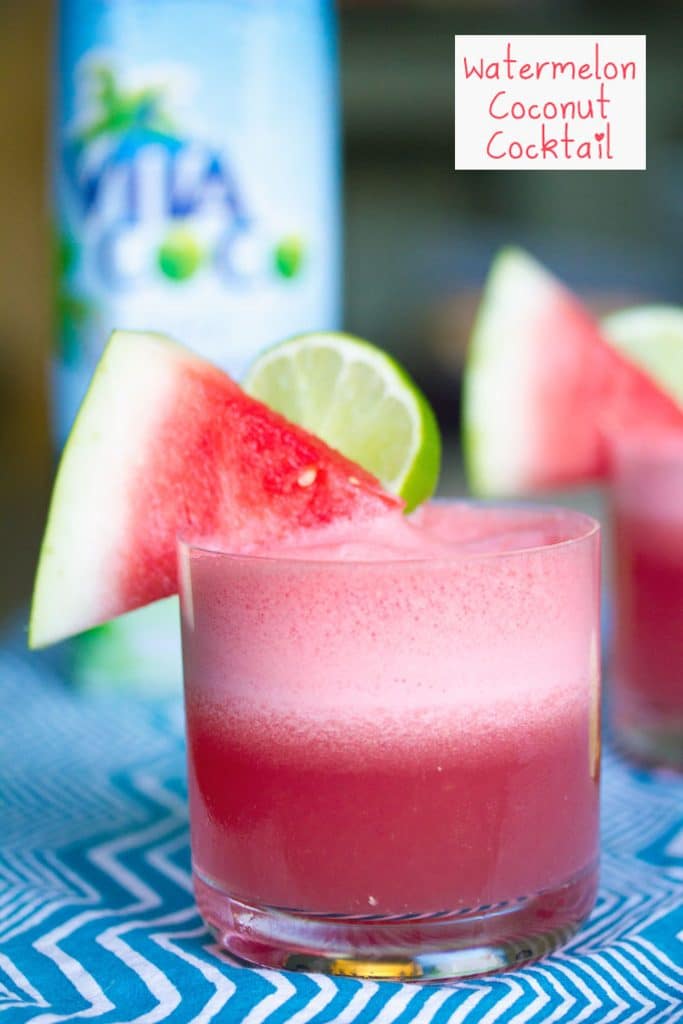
(53, 0, 340, 690)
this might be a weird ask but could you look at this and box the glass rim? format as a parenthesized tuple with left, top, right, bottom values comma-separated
(177, 500, 600, 568)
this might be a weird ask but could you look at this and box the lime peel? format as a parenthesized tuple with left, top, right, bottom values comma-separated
(602, 305, 683, 407)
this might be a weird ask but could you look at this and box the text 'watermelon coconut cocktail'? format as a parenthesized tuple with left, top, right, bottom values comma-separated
(464, 249, 683, 770)
(30, 329, 601, 981)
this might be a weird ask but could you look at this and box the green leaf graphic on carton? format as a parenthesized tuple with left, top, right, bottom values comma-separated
(78, 66, 176, 144)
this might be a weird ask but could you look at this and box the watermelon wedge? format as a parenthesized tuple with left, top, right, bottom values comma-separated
(29, 331, 401, 648)
(463, 248, 683, 495)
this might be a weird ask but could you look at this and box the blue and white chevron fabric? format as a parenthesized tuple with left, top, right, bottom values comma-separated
(1, 649, 682, 1023)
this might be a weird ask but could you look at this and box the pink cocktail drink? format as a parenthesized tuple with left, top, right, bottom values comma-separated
(180, 503, 600, 980)
(610, 433, 683, 768)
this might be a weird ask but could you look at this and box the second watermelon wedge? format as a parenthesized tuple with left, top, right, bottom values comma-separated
(463, 248, 683, 496)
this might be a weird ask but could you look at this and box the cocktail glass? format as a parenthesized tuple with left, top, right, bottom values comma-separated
(179, 502, 601, 981)
(609, 431, 683, 769)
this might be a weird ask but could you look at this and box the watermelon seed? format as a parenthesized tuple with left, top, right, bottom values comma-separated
(297, 467, 318, 487)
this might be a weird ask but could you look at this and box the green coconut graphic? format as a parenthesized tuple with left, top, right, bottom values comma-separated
(55, 231, 92, 367)
(157, 229, 204, 282)
(274, 235, 306, 279)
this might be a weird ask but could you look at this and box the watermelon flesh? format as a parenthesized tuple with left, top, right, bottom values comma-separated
(464, 249, 683, 496)
(29, 332, 401, 648)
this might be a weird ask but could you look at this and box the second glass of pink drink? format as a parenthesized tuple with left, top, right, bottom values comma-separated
(610, 431, 683, 768)
(180, 502, 601, 981)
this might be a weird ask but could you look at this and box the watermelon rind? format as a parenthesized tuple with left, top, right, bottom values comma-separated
(462, 247, 548, 496)
(29, 331, 203, 649)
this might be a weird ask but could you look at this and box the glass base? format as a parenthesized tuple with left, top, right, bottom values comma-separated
(194, 862, 598, 982)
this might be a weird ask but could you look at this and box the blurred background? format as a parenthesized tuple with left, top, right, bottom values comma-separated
(1, 0, 681, 624)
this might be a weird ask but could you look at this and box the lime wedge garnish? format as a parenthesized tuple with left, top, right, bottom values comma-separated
(244, 332, 441, 512)
(602, 305, 683, 405)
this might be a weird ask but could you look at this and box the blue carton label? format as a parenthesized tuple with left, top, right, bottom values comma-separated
(55, 0, 340, 445)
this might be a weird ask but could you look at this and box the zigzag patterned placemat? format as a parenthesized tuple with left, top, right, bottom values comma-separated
(1, 650, 682, 1023)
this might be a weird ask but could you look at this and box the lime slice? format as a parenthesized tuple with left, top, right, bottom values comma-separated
(244, 332, 441, 512)
(602, 305, 683, 405)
